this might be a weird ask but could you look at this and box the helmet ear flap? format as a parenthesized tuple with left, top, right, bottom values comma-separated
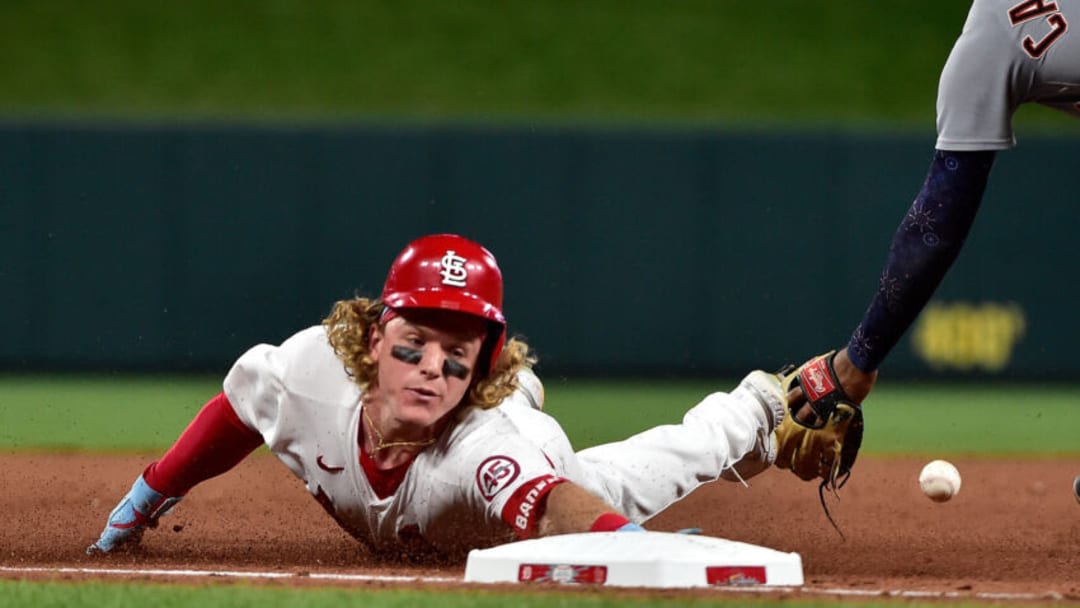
(478, 321, 507, 376)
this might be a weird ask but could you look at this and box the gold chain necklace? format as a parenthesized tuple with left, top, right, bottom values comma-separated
(362, 407, 437, 452)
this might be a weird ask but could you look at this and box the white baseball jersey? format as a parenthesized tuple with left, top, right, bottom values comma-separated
(223, 326, 776, 557)
(223, 326, 567, 558)
(937, 0, 1080, 150)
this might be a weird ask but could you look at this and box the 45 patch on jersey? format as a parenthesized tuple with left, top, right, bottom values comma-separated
(476, 456, 520, 500)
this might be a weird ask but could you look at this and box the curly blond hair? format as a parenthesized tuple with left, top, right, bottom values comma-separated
(322, 298, 534, 410)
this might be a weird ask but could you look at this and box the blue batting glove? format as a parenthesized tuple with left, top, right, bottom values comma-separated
(86, 475, 182, 555)
(616, 522, 646, 532)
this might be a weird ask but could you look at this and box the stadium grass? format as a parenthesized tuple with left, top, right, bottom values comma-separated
(1, 374, 1077, 456)
(0, 0, 1072, 135)
(0, 374, 222, 452)
(0, 578, 999, 608)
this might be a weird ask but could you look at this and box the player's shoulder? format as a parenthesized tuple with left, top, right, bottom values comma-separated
(444, 407, 532, 452)
(227, 325, 355, 403)
(278, 325, 332, 352)
(452, 405, 516, 434)
(232, 325, 334, 372)
(277, 325, 354, 398)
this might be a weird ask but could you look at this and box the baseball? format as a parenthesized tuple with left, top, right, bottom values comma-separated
(918, 459, 961, 502)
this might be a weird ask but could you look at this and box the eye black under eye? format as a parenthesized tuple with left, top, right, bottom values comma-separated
(442, 358, 470, 380)
(391, 345, 470, 379)
(391, 345, 423, 364)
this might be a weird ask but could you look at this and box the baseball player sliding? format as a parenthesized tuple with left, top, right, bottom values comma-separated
(88, 234, 786, 559)
(778, 0, 1080, 486)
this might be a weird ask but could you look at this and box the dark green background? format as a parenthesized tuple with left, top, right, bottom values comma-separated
(3, 124, 1076, 378)
(2, 1, 1077, 378)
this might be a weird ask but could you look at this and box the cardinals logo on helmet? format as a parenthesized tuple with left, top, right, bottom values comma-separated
(439, 250, 468, 287)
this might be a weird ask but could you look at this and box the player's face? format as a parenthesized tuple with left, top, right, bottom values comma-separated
(369, 309, 487, 430)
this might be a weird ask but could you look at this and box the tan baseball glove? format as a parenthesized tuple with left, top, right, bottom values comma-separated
(774, 350, 865, 499)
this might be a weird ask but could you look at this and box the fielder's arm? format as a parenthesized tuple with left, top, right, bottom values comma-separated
(844, 149, 995, 375)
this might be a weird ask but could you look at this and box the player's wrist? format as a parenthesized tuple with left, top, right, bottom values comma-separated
(590, 512, 643, 532)
(834, 348, 877, 404)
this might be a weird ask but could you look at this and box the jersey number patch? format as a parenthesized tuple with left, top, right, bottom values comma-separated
(476, 455, 520, 500)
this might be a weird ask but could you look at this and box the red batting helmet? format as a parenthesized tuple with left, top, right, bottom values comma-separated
(381, 234, 507, 375)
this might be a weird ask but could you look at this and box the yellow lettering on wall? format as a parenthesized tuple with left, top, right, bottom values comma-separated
(911, 301, 1026, 372)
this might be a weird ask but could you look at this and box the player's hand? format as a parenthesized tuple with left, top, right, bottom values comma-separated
(86, 475, 182, 555)
(787, 347, 876, 426)
(829, 348, 877, 404)
(774, 351, 866, 485)
(774, 351, 868, 535)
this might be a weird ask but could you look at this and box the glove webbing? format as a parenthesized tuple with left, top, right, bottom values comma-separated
(818, 398, 858, 540)
(780, 355, 860, 539)
(818, 469, 853, 541)
(794, 354, 858, 539)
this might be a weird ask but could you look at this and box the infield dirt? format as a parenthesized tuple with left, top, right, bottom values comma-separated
(3, 453, 1078, 601)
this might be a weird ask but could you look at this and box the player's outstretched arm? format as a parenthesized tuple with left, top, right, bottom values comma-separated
(537, 482, 641, 537)
(780, 150, 995, 487)
(843, 149, 997, 376)
(87, 392, 263, 555)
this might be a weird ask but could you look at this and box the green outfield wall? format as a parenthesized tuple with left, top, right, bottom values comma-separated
(2, 123, 1075, 379)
